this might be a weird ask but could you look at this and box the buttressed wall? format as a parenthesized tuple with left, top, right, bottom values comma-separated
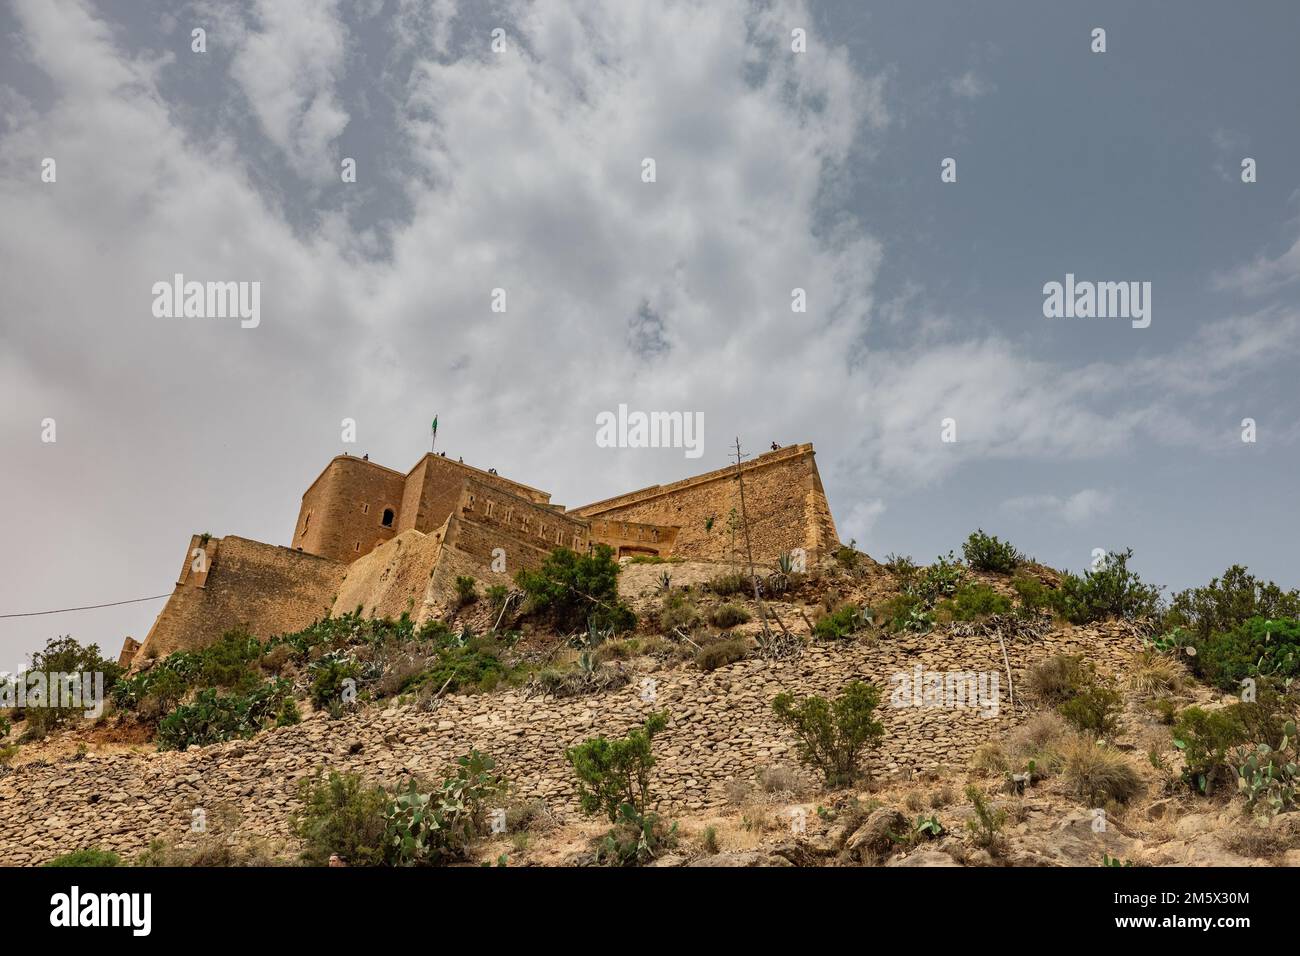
(133, 535, 347, 663)
(573, 444, 838, 565)
(128, 441, 839, 667)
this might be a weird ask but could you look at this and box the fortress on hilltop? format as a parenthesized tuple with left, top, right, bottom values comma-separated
(124, 443, 839, 668)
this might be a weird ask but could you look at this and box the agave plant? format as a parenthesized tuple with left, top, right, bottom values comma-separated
(914, 814, 945, 839)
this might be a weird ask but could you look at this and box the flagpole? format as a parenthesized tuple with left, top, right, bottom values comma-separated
(431, 414, 438, 454)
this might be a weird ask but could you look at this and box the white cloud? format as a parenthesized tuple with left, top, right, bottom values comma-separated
(2, 0, 1300, 668)
(840, 499, 886, 546)
(1214, 233, 1300, 297)
(228, 0, 351, 181)
(949, 70, 992, 99)
(1001, 489, 1115, 525)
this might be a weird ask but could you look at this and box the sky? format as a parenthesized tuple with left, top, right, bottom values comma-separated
(1, 0, 1298, 672)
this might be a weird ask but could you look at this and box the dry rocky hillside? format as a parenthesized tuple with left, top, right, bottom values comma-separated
(3, 541, 1298, 868)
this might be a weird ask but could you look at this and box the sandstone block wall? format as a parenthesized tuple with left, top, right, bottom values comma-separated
(398, 453, 552, 539)
(587, 518, 679, 558)
(294, 456, 406, 562)
(131, 535, 347, 666)
(116, 638, 140, 669)
(295, 453, 554, 565)
(330, 528, 445, 623)
(574, 444, 839, 565)
(423, 479, 590, 612)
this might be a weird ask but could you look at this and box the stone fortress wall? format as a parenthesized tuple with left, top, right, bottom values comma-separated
(133, 535, 347, 663)
(126, 442, 839, 667)
(573, 444, 838, 566)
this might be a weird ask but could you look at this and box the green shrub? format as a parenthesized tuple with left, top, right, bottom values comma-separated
(384, 751, 504, 866)
(42, 848, 121, 868)
(914, 552, 966, 603)
(1150, 697, 1178, 725)
(882, 553, 918, 584)
(834, 543, 862, 572)
(1054, 549, 1162, 624)
(16, 636, 124, 738)
(156, 679, 292, 751)
(1173, 706, 1248, 796)
(964, 785, 1007, 851)
(276, 697, 302, 727)
(962, 529, 1023, 574)
(701, 825, 720, 854)
(771, 682, 884, 787)
(1026, 654, 1123, 736)
(1057, 678, 1124, 737)
(413, 637, 510, 694)
(1189, 617, 1300, 691)
(1174, 690, 1291, 796)
(876, 593, 932, 633)
(566, 712, 674, 865)
(1011, 573, 1057, 616)
(813, 603, 869, 640)
(938, 583, 1013, 621)
(294, 771, 390, 866)
(515, 545, 635, 633)
(568, 712, 667, 823)
(309, 655, 359, 710)
(709, 603, 751, 628)
(1164, 565, 1300, 641)
(195, 629, 264, 690)
(454, 576, 478, 609)
(694, 638, 749, 671)
(486, 584, 510, 610)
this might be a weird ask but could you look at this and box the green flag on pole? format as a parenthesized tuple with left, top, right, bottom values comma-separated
(431, 415, 438, 452)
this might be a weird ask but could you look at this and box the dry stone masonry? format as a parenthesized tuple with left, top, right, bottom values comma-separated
(0, 621, 1143, 865)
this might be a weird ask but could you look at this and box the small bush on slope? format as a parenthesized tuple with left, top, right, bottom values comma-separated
(156, 679, 293, 751)
(566, 712, 676, 865)
(1164, 565, 1300, 641)
(772, 682, 884, 787)
(1058, 736, 1144, 805)
(962, 529, 1023, 574)
(1053, 549, 1162, 624)
(515, 545, 635, 633)
(1188, 617, 1300, 691)
(43, 849, 121, 867)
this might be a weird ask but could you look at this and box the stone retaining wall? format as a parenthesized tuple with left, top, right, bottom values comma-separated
(0, 622, 1144, 866)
